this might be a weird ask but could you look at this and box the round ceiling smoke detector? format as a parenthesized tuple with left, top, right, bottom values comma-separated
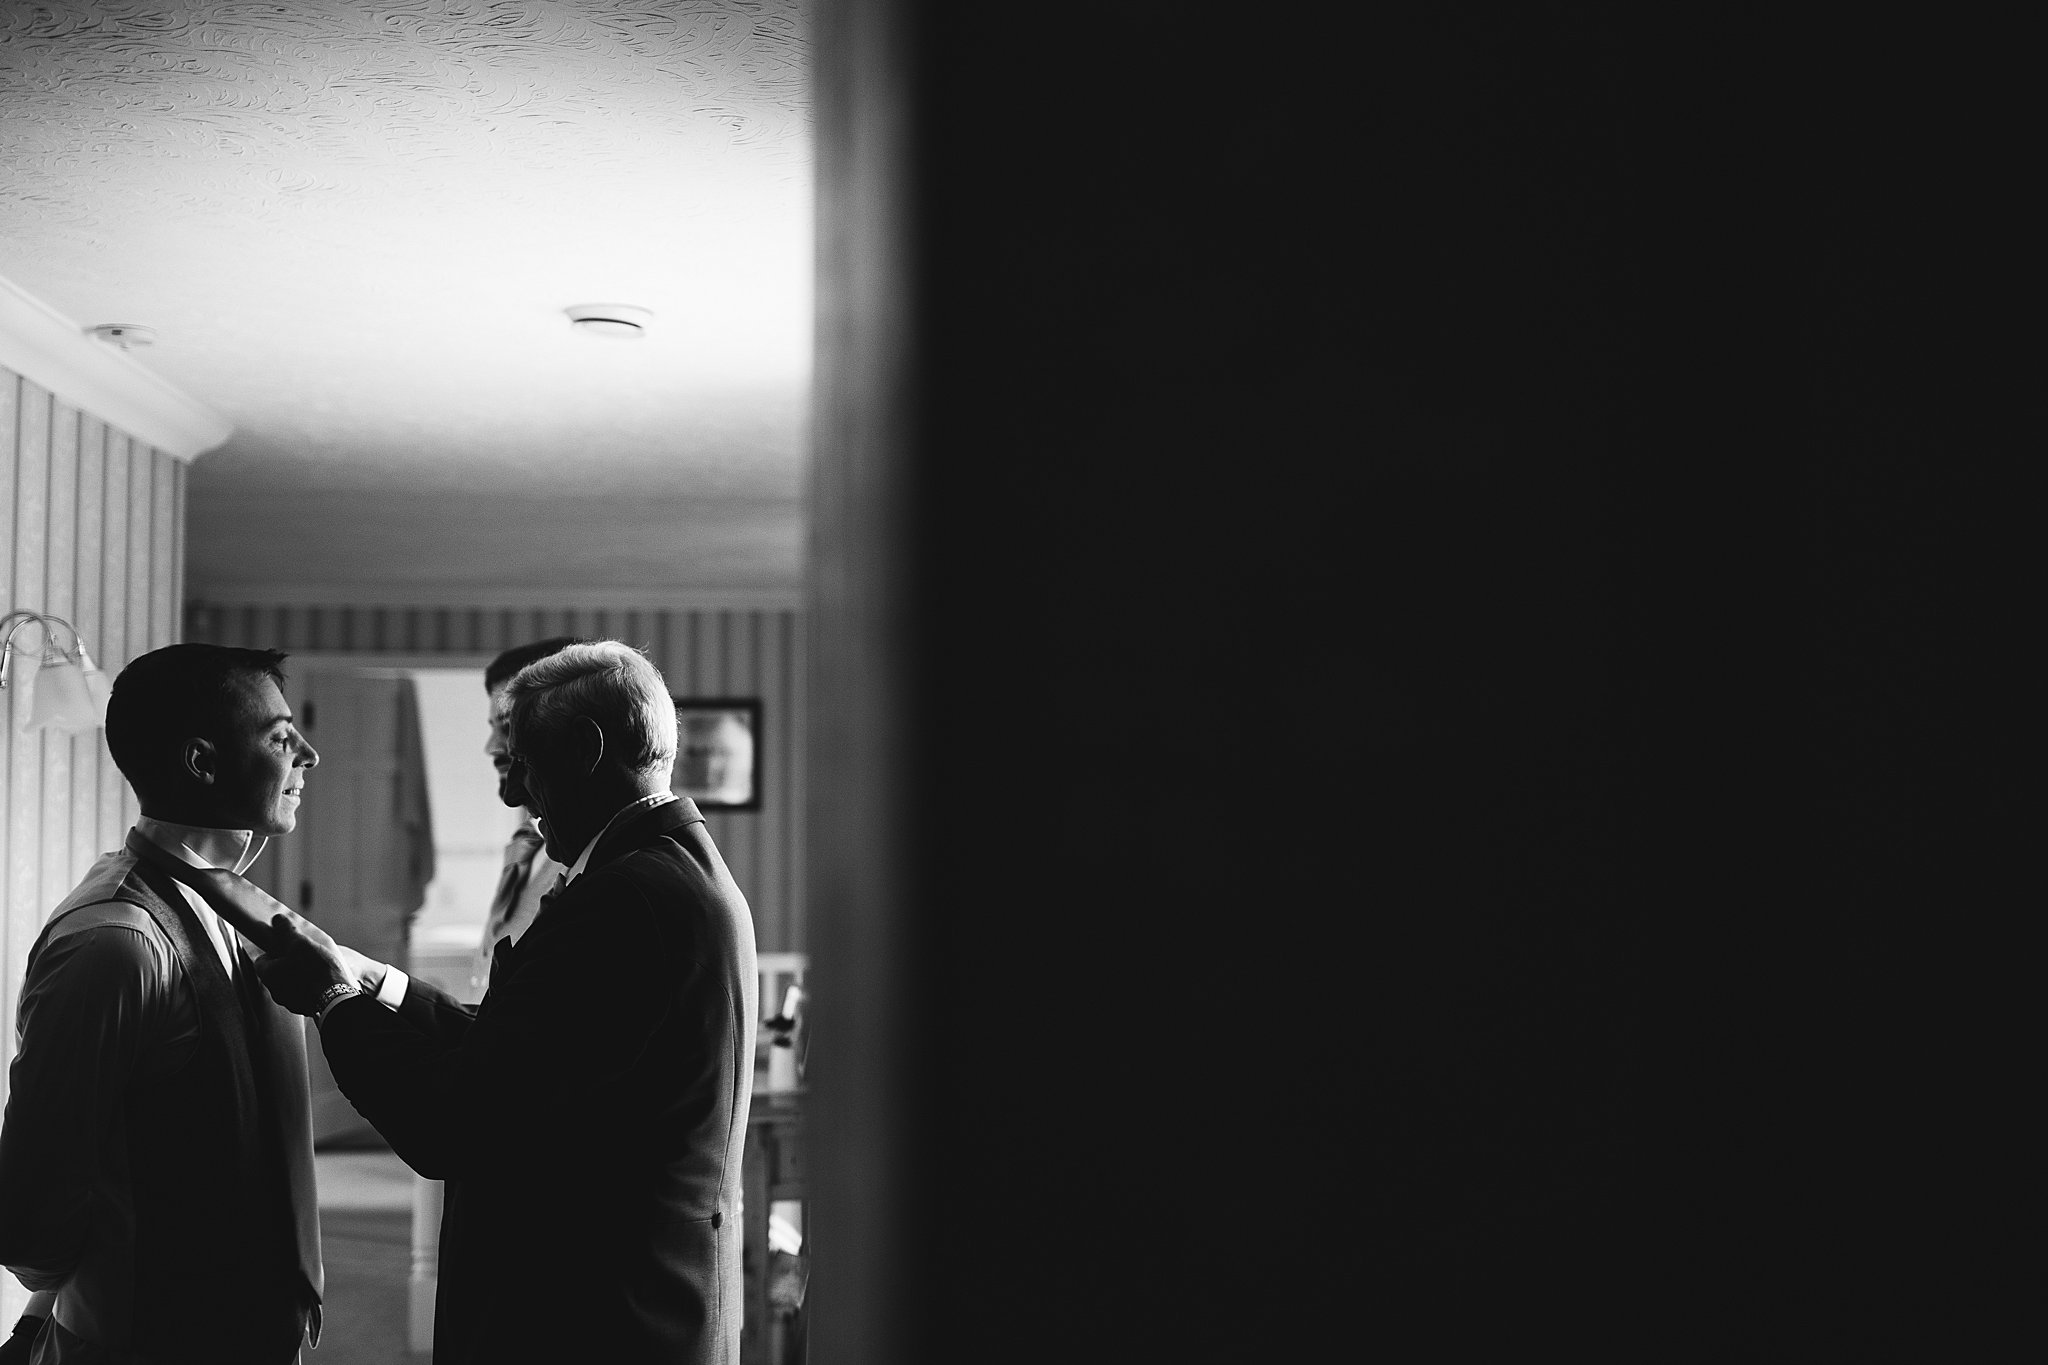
(89, 323, 158, 350)
(564, 303, 654, 338)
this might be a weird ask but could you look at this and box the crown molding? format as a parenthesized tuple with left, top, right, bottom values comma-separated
(186, 582, 803, 612)
(0, 274, 233, 462)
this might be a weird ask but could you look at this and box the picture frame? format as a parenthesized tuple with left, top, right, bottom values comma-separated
(671, 697, 763, 811)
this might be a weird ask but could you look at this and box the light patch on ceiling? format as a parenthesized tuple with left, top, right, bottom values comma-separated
(0, 1, 811, 590)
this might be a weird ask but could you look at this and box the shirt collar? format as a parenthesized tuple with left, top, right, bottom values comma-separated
(558, 792, 676, 887)
(135, 816, 267, 875)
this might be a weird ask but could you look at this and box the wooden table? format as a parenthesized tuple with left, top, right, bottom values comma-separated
(743, 1089, 806, 1365)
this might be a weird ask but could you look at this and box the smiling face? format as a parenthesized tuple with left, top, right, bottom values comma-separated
(207, 674, 319, 834)
(485, 682, 530, 808)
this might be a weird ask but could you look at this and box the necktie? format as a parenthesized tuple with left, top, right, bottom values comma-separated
(489, 871, 568, 991)
(486, 860, 527, 939)
(130, 839, 301, 954)
(486, 825, 545, 937)
(186, 868, 299, 953)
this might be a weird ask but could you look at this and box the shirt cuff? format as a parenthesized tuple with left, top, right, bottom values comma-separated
(375, 965, 409, 1008)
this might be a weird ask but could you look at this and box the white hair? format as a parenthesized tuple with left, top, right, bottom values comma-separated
(503, 640, 677, 780)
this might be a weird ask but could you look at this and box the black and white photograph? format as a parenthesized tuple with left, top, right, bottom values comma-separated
(0, 4, 2024, 1365)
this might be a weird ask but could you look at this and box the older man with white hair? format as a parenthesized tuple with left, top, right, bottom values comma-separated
(223, 641, 757, 1365)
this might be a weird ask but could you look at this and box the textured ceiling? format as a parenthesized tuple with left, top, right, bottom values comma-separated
(0, 0, 810, 595)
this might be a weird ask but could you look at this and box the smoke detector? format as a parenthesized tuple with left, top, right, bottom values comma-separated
(564, 303, 654, 338)
(89, 323, 158, 350)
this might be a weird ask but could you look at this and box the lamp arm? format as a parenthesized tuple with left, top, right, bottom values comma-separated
(0, 612, 38, 687)
(0, 611, 86, 688)
(0, 610, 43, 650)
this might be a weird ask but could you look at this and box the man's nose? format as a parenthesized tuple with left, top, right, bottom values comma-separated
(299, 738, 320, 767)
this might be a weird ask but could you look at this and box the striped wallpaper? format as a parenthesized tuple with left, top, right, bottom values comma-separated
(0, 365, 186, 1272)
(185, 599, 808, 955)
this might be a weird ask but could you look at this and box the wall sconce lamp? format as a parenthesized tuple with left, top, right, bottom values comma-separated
(0, 611, 113, 734)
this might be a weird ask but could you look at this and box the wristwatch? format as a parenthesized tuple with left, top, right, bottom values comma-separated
(316, 982, 362, 1024)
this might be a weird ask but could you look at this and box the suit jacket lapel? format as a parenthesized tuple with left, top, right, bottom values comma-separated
(487, 934, 523, 991)
(124, 847, 262, 1137)
(508, 800, 702, 956)
(126, 831, 325, 1315)
(230, 940, 323, 1304)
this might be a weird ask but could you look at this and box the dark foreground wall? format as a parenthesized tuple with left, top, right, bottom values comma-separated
(809, 6, 2029, 1361)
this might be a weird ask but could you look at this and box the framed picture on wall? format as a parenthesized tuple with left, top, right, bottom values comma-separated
(671, 697, 762, 811)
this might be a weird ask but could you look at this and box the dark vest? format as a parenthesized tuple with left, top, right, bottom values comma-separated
(26, 846, 318, 1362)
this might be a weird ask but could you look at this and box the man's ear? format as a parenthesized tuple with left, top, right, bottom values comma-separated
(182, 737, 219, 786)
(573, 716, 607, 774)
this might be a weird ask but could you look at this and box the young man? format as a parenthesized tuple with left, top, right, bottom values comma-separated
(471, 637, 581, 996)
(0, 643, 397, 1364)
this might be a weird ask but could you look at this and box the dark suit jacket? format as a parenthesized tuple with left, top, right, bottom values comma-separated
(0, 836, 319, 1363)
(319, 797, 758, 1365)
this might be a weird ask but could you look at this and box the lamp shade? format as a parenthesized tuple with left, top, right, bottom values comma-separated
(21, 654, 106, 733)
(81, 646, 114, 716)
(2, 612, 111, 734)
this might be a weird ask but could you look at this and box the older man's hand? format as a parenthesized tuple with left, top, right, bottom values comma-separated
(252, 913, 356, 1017)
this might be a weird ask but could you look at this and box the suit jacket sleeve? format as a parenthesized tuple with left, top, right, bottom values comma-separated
(0, 915, 171, 1289)
(318, 866, 677, 1181)
(390, 972, 477, 1048)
